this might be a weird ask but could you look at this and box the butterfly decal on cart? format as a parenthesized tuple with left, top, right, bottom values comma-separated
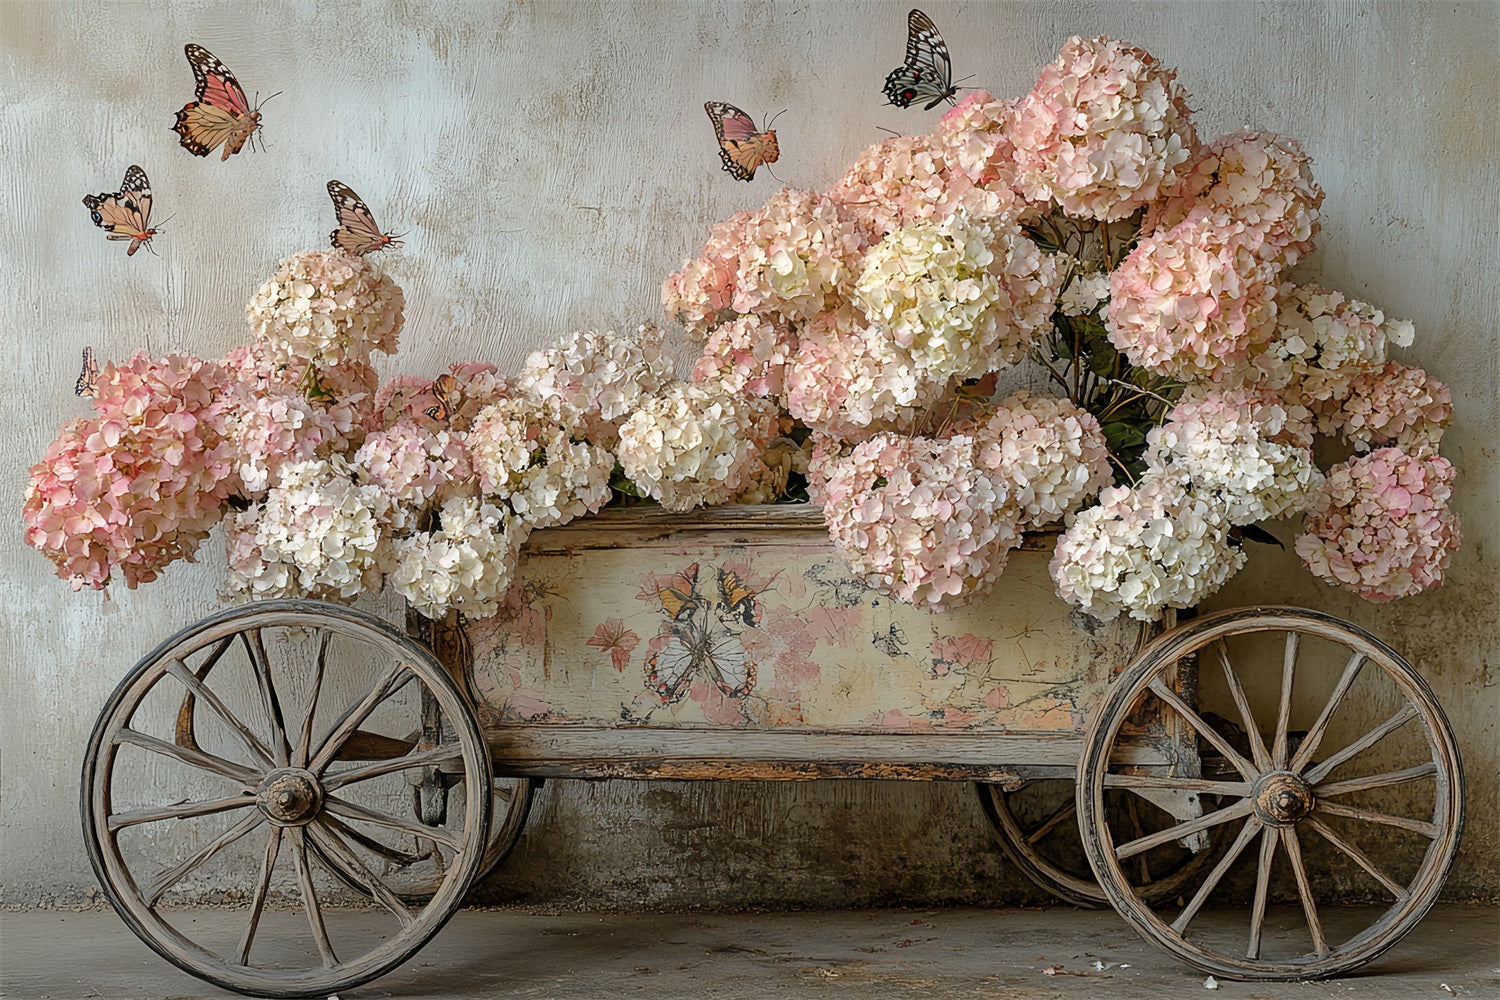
(83, 165, 159, 256)
(173, 43, 279, 160)
(644, 562, 772, 705)
(704, 101, 782, 181)
(882, 8, 960, 110)
(328, 180, 402, 256)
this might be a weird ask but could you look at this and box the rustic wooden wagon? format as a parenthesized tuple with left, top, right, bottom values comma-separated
(81, 506, 1464, 998)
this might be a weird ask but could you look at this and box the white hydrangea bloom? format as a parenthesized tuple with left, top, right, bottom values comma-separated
(617, 382, 777, 512)
(224, 457, 388, 600)
(1049, 473, 1246, 621)
(386, 496, 527, 619)
(514, 325, 671, 444)
(467, 396, 614, 529)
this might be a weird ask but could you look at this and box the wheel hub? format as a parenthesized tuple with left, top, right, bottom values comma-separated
(256, 768, 324, 826)
(1252, 770, 1315, 827)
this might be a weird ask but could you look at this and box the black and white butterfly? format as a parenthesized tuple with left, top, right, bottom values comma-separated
(882, 8, 959, 111)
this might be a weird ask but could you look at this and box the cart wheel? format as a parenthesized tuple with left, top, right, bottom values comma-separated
(1078, 607, 1463, 981)
(315, 774, 539, 904)
(976, 779, 1224, 908)
(82, 599, 493, 999)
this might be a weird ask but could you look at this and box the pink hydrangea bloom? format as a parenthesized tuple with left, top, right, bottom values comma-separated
(812, 431, 1022, 609)
(1317, 361, 1452, 454)
(934, 90, 1022, 193)
(354, 420, 472, 531)
(1295, 449, 1460, 602)
(23, 353, 236, 590)
(691, 313, 796, 398)
(1145, 130, 1323, 267)
(1107, 207, 1282, 379)
(966, 392, 1112, 528)
(1011, 35, 1197, 221)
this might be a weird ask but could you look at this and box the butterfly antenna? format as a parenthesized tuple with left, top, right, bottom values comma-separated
(154, 212, 177, 230)
(256, 89, 285, 109)
(764, 107, 789, 130)
(874, 124, 904, 137)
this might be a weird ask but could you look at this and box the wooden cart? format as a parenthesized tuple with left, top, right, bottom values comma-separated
(81, 507, 1464, 998)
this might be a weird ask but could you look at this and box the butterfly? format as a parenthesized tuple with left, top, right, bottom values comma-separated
(655, 562, 703, 620)
(83, 165, 158, 256)
(328, 180, 402, 256)
(646, 621, 757, 705)
(704, 101, 781, 181)
(882, 9, 959, 110)
(172, 44, 278, 160)
(75, 347, 101, 398)
(425, 374, 459, 423)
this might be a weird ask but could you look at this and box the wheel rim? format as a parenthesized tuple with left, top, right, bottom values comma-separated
(977, 779, 1225, 908)
(1079, 607, 1463, 981)
(81, 600, 492, 999)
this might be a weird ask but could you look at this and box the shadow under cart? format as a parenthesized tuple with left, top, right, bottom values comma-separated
(80, 506, 1464, 998)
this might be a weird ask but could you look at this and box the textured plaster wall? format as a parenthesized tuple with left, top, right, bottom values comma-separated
(2, 0, 1495, 906)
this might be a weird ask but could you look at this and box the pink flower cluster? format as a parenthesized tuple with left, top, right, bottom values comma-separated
(24, 353, 236, 590)
(1295, 449, 1460, 602)
(1011, 36, 1197, 221)
(1318, 361, 1452, 454)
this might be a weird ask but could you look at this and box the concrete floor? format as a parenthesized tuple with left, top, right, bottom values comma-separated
(1, 904, 1495, 999)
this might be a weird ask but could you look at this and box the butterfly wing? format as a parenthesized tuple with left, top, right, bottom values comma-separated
(656, 562, 702, 620)
(174, 44, 260, 159)
(704, 631, 756, 698)
(645, 631, 698, 705)
(704, 101, 779, 181)
(882, 8, 957, 110)
(75, 347, 100, 398)
(717, 567, 761, 627)
(82, 165, 155, 255)
(328, 180, 398, 255)
(424, 374, 458, 423)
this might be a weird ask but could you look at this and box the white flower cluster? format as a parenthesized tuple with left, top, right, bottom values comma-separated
(467, 396, 614, 529)
(514, 325, 671, 445)
(224, 457, 387, 600)
(245, 250, 404, 371)
(1058, 270, 1111, 317)
(617, 383, 777, 512)
(1144, 392, 1323, 525)
(1050, 473, 1246, 621)
(1250, 283, 1410, 396)
(385, 496, 526, 620)
(854, 220, 1004, 387)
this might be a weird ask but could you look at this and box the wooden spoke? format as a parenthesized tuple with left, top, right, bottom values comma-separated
(1272, 631, 1298, 769)
(162, 657, 274, 769)
(290, 830, 338, 968)
(1215, 641, 1271, 772)
(242, 630, 290, 768)
(1102, 773, 1251, 796)
(108, 794, 254, 831)
(1316, 800, 1439, 838)
(1316, 762, 1438, 798)
(1025, 797, 1076, 846)
(173, 637, 236, 754)
(322, 794, 462, 853)
(308, 662, 414, 774)
(1247, 825, 1277, 960)
(144, 810, 265, 906)
(293, 629, 332, 768)
(1303, 816, 1409, 901)
(1147, 679, 1258, 781)
(1171, 814, 1262, 935)
(1115, 797, 1253, 861)
(1280, 826, 1329, 957)
(114, 729, 258, 786)
(1289, 651, 1366, 773)
(1303, 705, 1420, 785)
(309, 819, 416, 927)
(236, 826, 283, 965)
(321, 744, 465, 793)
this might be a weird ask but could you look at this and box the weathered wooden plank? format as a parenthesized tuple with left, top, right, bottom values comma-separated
(485, 725, 1172, 781)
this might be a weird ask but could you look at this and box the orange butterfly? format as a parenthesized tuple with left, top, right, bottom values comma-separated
(173, 44, 278, 160)
(718, 567, 771, 627)
(328, 180, 402, 256)
(704, 101, 781, 181)
(75, 347, 101, 398)
(83, 165, 158, 256)
(425, 374, 459, 423)
(655, 562, 702, 620)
